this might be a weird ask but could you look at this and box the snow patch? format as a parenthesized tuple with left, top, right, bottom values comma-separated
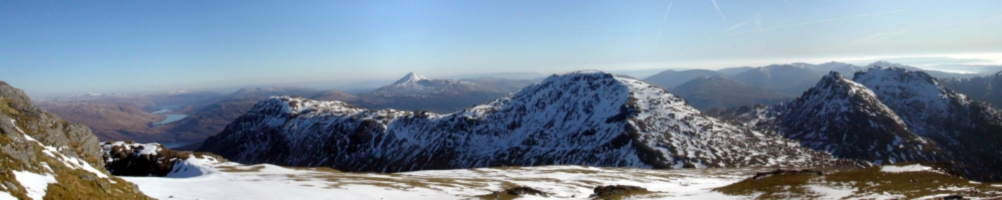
(12, 171, 56, 200)
(880, 164, 933, 173)
(165, 156, 223, 178)
(0, 192, 15, 200)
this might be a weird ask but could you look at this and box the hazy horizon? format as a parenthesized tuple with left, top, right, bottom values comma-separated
(3, 0, 1001, 97)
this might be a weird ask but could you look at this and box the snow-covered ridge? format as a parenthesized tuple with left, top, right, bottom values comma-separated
(201, 70, 851, 173)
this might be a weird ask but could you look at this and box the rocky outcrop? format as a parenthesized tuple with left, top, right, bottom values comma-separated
(101, 141, 225, 177)
(592, 185, 649, 199)
(0, 81, 150, 199)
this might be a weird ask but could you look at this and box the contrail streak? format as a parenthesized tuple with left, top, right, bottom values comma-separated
(726, 22, 749, 31)
(711, 0, 726, 22)
(655, 2, 673, 45)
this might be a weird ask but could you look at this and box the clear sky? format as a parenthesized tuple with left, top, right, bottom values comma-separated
(3, 0, 1002, 97)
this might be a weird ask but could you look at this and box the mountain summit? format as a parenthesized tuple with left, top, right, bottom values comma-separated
(392, 72, 429, 85)
(370, 73, 502, 96)
(199, 71, 856, 172)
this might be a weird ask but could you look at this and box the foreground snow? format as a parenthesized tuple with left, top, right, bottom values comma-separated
(123, 156, 999, 199)
(124, 156, 754, 199)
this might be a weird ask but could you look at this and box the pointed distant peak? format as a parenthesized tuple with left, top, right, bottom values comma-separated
(393, 72, 429, 84)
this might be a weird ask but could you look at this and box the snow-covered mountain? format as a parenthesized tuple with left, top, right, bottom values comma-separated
(199, 71, 858, 173)
(852, 66, 1002, 181)
(368, 72, 505, 96)
(352, 73, 514, 113)
(777, 72, 947, 164)
(710, 67, 1002, 181)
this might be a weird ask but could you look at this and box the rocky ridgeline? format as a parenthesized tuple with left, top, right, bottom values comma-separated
(200, 71, 860, 173)
(0, 81, 150, 199)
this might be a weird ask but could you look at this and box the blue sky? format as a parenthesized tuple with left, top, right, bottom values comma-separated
(3, 0, 1001, 97)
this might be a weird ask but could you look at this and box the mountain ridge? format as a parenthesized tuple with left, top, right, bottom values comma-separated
(199, 71, 859, 172)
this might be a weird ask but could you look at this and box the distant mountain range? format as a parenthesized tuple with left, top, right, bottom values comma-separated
(939, 72, 1002, 108)
(38, 74, 537, 145)
(642, 61, 989, 111)
(669, 76, 793, 111)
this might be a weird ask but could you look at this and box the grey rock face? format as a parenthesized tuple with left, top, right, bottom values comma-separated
(0, 81, 150, 199)
(1, 81, 104, 168)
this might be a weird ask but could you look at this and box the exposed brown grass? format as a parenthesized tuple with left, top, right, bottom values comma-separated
(715, 165, 1002, 199)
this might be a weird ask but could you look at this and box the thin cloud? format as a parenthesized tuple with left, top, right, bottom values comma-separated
(849, 9, 906, 18)
(655, 2, 674, 45)
(711, 0, 726, 22)
(731, 9, 906, 35)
